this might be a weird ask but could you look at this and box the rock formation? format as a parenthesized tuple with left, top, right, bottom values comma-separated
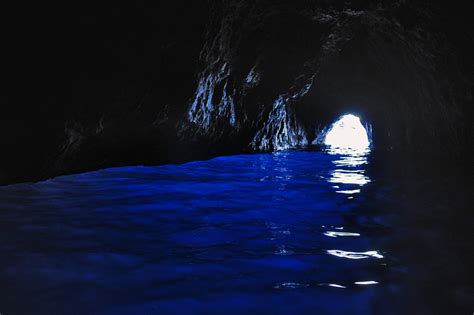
(1, 1, 472, 185)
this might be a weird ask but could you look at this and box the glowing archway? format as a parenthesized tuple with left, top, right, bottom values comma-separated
(321, 114, 372, 195)
(324, 114, 370, 154)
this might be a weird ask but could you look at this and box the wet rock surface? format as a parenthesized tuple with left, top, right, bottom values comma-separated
(1, 1, 472, 185)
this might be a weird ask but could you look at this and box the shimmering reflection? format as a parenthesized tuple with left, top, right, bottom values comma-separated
(355, 281, 379, 286)
(324, 231, 361, 238)
(274, 245, 294, 256)
(327, 250, 384, 259)
(335, 189, 361, 195)
(326, 283, 347, 289)
(318, 283, 347, 289)
(328, 170, 370, 186)
(326, 151, 371, 195)
(274, 282, 309, 289)
(0, 148, 468, 314)
(322, 114, 372, 195)
(332, 152, 369, 166)
(0, 151, 390, 314)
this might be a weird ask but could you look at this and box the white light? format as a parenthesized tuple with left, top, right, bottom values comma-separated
(324, 114, 370, 154)
(323, 231, 361, 238)
(326, 250, 384, 259)
(318, 283, 347, 289)
(354, 281, 379, 285)
(328, 170, 371, 186)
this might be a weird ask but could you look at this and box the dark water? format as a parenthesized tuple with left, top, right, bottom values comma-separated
(0, 150, 471, 314)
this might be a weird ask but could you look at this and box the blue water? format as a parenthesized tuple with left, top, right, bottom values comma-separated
(0, 150, 471, 314)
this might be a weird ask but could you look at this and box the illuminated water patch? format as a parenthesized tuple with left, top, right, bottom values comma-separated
(318, 114, 372, 195)
(326, 250, 384, 260)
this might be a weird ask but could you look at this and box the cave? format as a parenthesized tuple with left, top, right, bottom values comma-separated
(319, 114, 371, 152)
(0, 1, 472, 314)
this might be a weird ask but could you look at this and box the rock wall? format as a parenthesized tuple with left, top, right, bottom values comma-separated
(185, 0, 472, 155)
(1, 1, 472, 185)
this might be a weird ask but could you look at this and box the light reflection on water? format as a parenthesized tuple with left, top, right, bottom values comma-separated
(0, 149, 469, 314)
(324, 231, 361, 238)
(0, 150, 386, 314)
(323, 113, 372, 196)
(326, 250, 384, 260)
(325, 147, 371, 195)
(355, 281, 379, 286)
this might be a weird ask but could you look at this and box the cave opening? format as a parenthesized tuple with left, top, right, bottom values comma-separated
(322, 114, 371, 155)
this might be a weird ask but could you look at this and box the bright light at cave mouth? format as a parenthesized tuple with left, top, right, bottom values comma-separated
(324, 114, 370, 154)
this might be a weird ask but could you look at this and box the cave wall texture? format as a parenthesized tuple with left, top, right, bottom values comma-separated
(1, 0, 472, 185)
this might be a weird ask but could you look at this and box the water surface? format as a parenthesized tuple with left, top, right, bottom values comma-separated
(0, 150, 471, 314)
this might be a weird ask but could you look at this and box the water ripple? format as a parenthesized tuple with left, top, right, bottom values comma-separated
(323, 231, 361, 238)
(274, 282, 310, 289)
(318, 283, 347, 289)
(326, 250, 384, 259)
(355, 281, 379, 286)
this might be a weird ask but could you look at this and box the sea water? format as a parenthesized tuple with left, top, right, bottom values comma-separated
(0, 150, 471, 314)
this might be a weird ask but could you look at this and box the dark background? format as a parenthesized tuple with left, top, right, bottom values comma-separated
(1, 1, 210, 184)
(0, 1, 472, 185)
